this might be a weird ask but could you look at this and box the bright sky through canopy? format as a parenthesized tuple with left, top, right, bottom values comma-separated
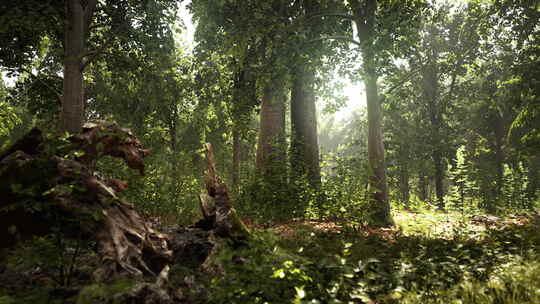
(178, 1, 364, 122)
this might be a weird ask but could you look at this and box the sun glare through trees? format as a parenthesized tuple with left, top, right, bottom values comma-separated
(0, 0, 539, 303)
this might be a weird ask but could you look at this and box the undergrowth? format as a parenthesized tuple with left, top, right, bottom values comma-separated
(206, 210, 540, 303)
(1, 210, 539, 303)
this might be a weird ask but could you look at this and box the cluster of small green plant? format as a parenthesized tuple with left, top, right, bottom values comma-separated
(201, 211, 540, 303)
(95, 152, 203, 226)
(2, 131, 538, 303)
(1, 204, 539, 304)
(0, 234, 96, 304)
(228, 153, 372, 226)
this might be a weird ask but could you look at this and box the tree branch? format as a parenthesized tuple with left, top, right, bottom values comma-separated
(385, 68, 421, 95)
(88, 23, 108, 32)
(81, 35, 116, 71)
(380, 68, 421, 104)
(307, 36, 362, 47)
(83, 0, 98, 37)
(306, 12, 355, 22)
(13, 68, 63, 103)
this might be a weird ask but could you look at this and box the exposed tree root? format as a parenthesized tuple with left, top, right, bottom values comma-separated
(0, 122, 250, 303)
(196, 143, 251, 243)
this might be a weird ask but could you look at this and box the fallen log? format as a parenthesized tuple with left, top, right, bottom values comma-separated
(195, 143, 251, 243)
(0, 122, 251, 303)
(0, 121, 170, 279)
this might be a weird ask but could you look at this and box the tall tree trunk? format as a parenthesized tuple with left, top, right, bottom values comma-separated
(62, 0, 85, 134)
(61, 0, 97, 134)
(420, 22, 446, 209)
(168, 109, 179, 175)
(364, 74, 393, 225)
(399, 162, 410, 208)
(352, 0, 393, 227)
(231, 46, 256, 189)
(232, 128, 241, 189)
(256, 79, 286, 180)
(290, 66, 321, 188)
(422, 61, 445, 208)
(493, 114, 505, 209)
(419, 173, 428, 202)
(526, 152, 540, 203)
(433, 150, 444, 207)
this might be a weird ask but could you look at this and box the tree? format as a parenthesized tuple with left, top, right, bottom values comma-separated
(62, 0, 98, 133)
(384, 3, 484, 209)
(291, 65, 321, 187)
(349, 0, 390, 226)
(383, 69, 422, 209)
(420, 22, 445, 208)
(303, 0, 425, 225)
(256, 76, 287, 179)
(447, 145, 479, 212)
(191, 0, 290, 185)
(1, 0, 178, 134)
(230, 47, 258, 189)
(288, 0, 351, 192)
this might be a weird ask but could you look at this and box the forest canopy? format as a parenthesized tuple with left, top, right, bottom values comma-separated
(0, 0, 539, 303)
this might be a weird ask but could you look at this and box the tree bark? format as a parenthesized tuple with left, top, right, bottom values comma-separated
(351, 0, 393, 227)
(62, 0, 85, 134)
(422, 59, 444, 208)
(364, 74, 393, 225)
(290, 66, 321, 188)
(230, 48, 256, 190)
(433, 150, 444, 207)
(232, 128, 241, 189)
(399, 162, 410, 208)
(256, 79, 286, 180)
(419, 173, 428, 202)
(526, 152, 540, 203)
(493, 113, 505, 211)
(61, 0, 97, 134)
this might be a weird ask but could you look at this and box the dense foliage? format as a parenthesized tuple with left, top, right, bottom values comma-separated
(0, 0, 539, 303)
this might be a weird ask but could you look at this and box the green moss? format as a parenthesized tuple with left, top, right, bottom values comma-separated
(0, 296, 16, 304)
(229, 207, 252, 241)
(76, 280, 136, 304)
(76, 285, 107, 304)
(400, 258, 540, 304)
(108, 279, 137, 294)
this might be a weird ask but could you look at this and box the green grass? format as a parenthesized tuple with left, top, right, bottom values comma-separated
(207, 210, 540, 303)
(2, 210, 539, 303)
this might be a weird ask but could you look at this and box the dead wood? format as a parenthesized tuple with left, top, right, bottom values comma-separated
(195, 143, 251, 243)
(0, 123, 252, 303)
(0, 121, 169, 280)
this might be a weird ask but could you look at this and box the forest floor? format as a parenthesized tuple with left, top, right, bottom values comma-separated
(221, 209, 540, 303)
(1, 209, 540, 303)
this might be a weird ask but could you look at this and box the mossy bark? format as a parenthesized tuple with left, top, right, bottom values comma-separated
(198, 143, 251, 243)
(351, 0, 394, 227)
(1, 123, 253, 303)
